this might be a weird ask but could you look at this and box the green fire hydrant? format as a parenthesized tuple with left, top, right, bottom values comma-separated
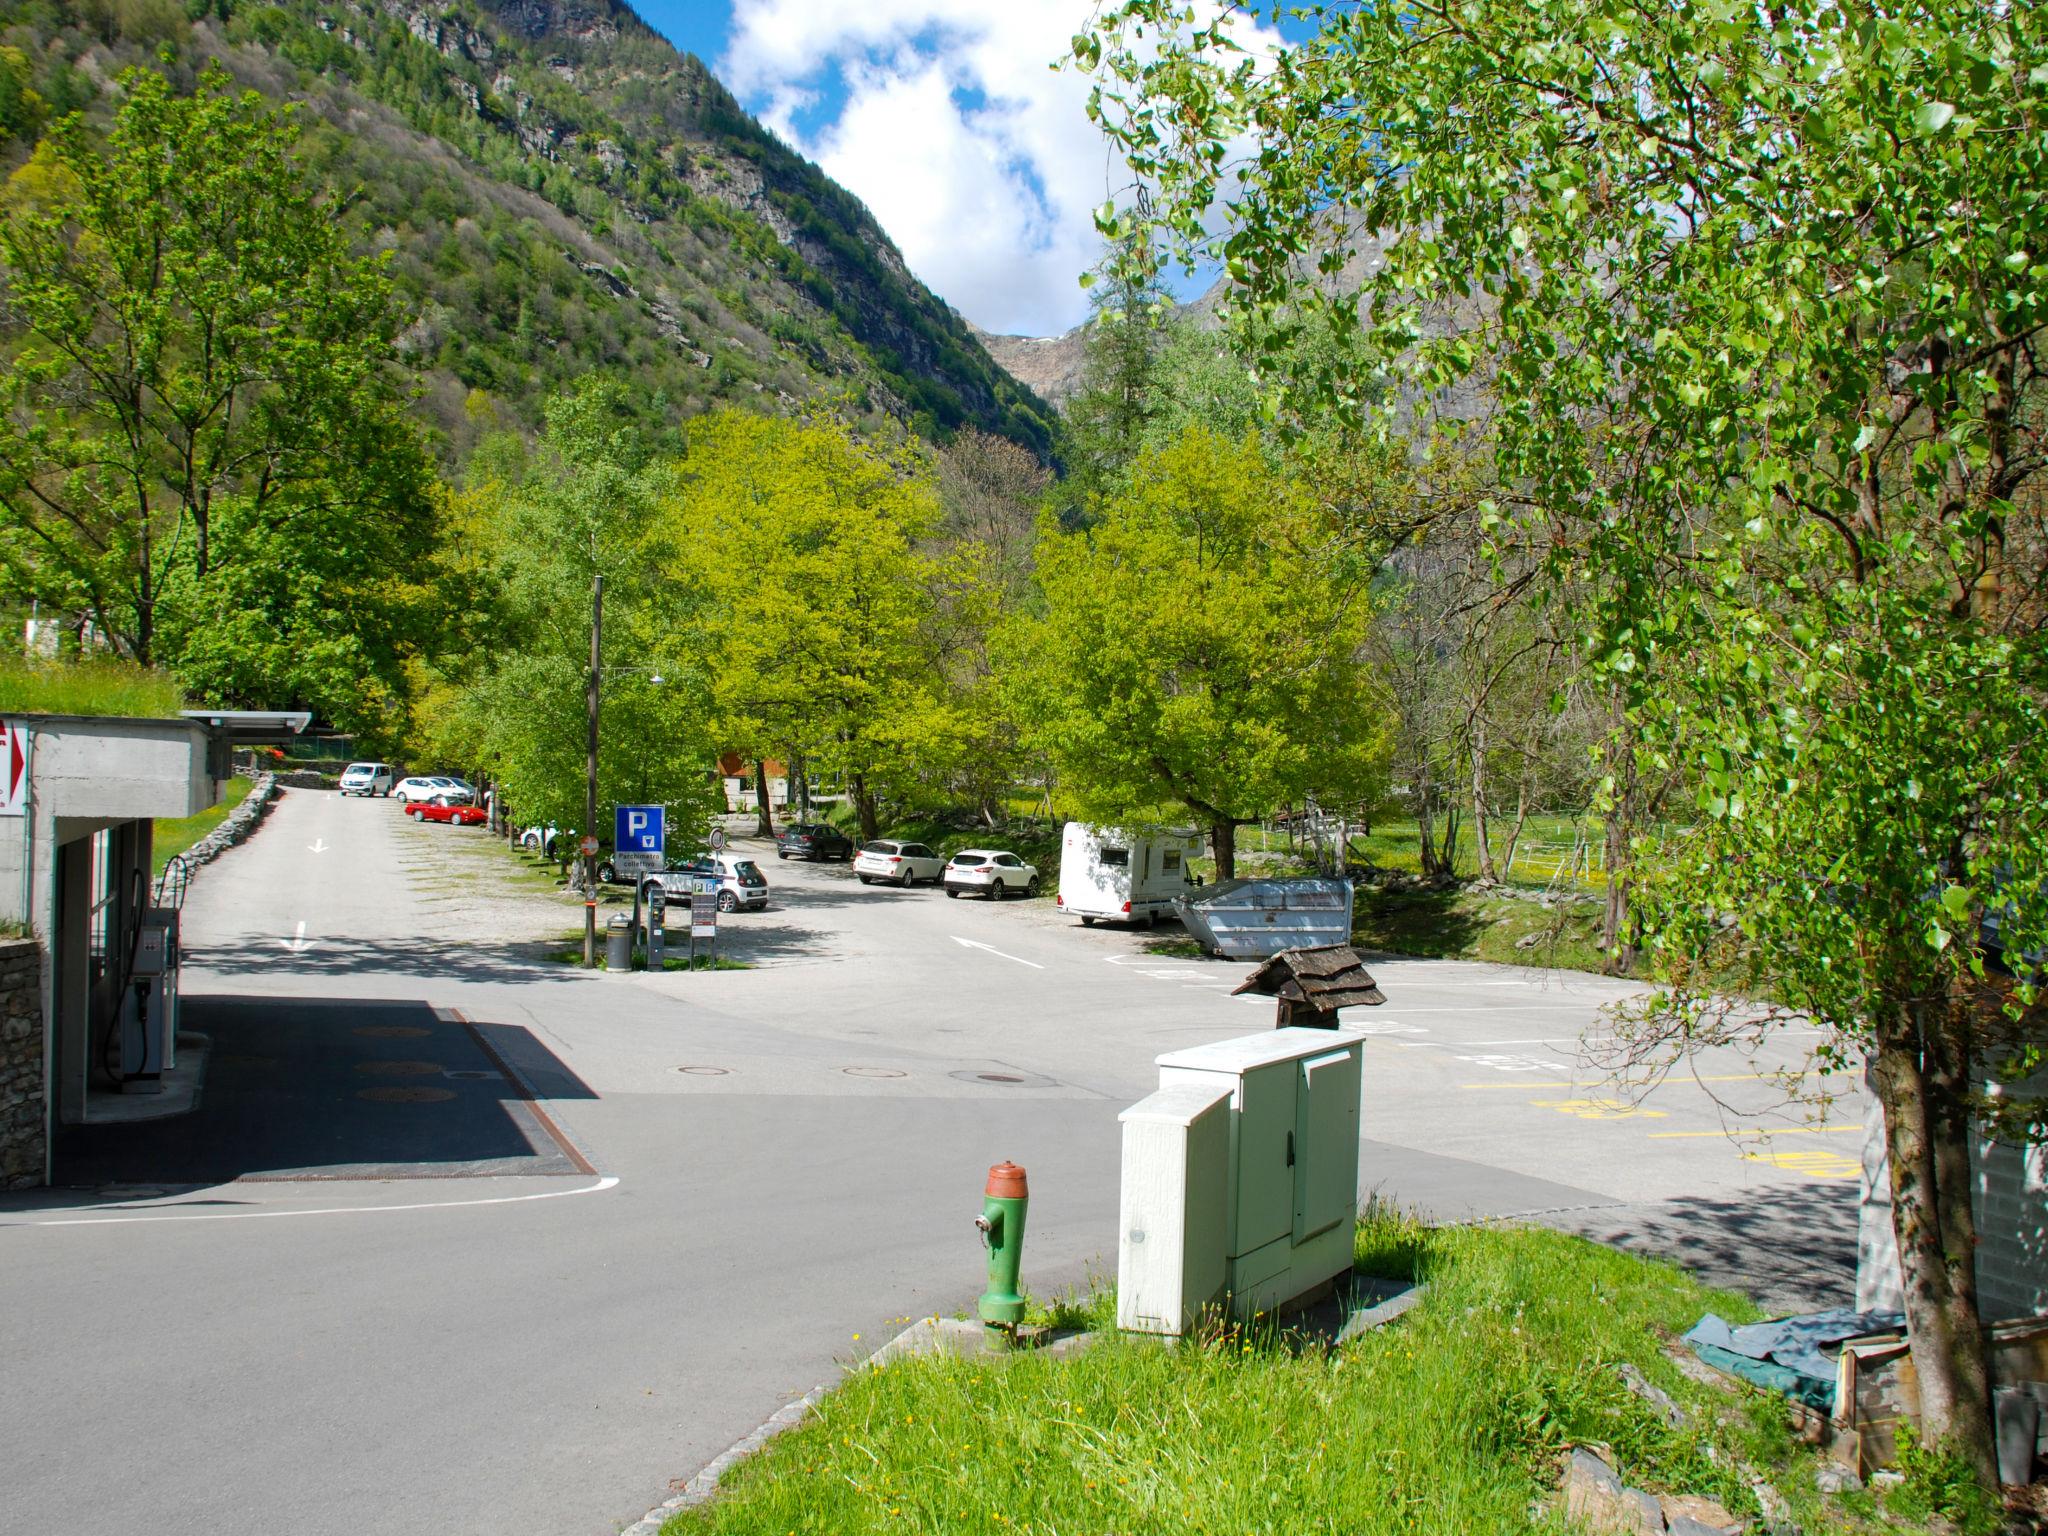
(975, 1161, 1029, 1348)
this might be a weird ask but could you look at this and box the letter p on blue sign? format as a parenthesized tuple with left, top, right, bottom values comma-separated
(616, 804, 664, 854)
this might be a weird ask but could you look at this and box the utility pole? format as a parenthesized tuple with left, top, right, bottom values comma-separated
(584, 573, 603, 968)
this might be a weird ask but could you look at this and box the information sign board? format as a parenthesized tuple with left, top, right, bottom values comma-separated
(690, 875, 718, 939)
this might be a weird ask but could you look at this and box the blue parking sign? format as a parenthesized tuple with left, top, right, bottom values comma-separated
(616, 804, 664, 854)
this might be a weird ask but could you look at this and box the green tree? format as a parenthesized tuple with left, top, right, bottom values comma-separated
(424, 380, 717, 852)
(1027, 426, 1390, 877)
(0, 65, 436, 738)
(1080, 0, 2048, 1479)
(664, 410, 961, 842)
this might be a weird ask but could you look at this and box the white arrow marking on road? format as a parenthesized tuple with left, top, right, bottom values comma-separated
(277, 920, 310, 954)
(951, 936, 1043, 970)
(307, 838, 329, 854)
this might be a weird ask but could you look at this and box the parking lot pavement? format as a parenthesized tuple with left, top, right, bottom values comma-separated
(0, 792, 1864, 1536)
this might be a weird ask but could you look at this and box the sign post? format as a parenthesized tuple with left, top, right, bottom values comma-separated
(615, 805, 665, 953)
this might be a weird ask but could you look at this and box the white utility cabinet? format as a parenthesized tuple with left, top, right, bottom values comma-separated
(1116, 1081, 1234, 1335)
(1118, 1027, 1365, 1334)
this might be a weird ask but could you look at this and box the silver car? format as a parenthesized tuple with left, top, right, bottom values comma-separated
(854, 840, 945, 887)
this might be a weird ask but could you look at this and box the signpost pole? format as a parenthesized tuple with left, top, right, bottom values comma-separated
(584, 573, 602, 968)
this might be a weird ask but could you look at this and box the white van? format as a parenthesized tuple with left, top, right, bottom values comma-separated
(339, 761, 393, 797)
(1056, 822, 1202, 926)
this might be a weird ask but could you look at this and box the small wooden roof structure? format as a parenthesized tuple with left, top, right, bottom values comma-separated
(1231, 944, 1386, 1018)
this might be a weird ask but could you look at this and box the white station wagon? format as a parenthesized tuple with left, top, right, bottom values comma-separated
(943, 849, 1040, 900)
(854, 839, 945, 887)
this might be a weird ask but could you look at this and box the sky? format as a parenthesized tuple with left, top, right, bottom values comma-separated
(633, 1, 1296, 338)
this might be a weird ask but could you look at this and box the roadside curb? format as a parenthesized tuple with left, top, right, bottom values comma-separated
(621, 1380, 833, 1535)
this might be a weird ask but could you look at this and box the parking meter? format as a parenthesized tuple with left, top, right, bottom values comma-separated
(645, 883, 666, 970)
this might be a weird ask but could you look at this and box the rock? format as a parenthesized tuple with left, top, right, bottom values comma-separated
(1869, 1470, 1904, 1491)
(1814, 1463, 1863, 1494)
(1751, 1479, 1799, 1535)
(1660, 1493, 1741, 1535)
(1514, 931, 1543, 950)
(1619, 1361, 1691, 1428)
(1563, 1447, 1667, 1534)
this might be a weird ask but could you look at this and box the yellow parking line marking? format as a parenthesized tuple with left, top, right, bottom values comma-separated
(1460, 1074, 1808, 1090)
(1647, 1124, 1859, 1139)
(1529, 1097, 1668, 1121)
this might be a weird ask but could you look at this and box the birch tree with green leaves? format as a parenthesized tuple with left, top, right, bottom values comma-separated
(0, 64, 437, 737)
(1077, 0, 2047, 1483)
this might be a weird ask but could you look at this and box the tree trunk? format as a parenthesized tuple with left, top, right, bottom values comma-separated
(1415, 768, 1438, 880)
(1601, 697, 1638, 973)
(752, 760, 775, 837)
(1869, 1021, 1997, 1484)
(1500, 777, 1531, 880)
(850, 773, 879, 842)
(1471, 717, 1498, 883)
(1211, 818, 1237, 881)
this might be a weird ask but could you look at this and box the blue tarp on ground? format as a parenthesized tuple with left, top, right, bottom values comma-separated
(1684, 1308, 1906, 1412)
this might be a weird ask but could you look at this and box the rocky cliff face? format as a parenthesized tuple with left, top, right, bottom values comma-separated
(0, 0, 1058, 456)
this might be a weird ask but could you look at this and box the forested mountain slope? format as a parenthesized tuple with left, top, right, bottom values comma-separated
(0, 0, 1059, 459)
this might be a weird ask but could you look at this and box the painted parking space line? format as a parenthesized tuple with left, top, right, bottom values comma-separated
(950, 937, 1043, 969)
(1459, 1073, 1809, 1090)
(1648, 1124, 1859, 1139)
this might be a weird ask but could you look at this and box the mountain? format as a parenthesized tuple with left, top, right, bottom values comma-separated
(0, 0, 1059, 460)
(970, 320, 1090, 410)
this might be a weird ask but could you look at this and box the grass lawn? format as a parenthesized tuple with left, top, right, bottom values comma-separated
(1351, 883, 1612, 973)
(665, 1213, 1987, 1536)
(152, 776, 253, 876)
(0, 655, 185, 717)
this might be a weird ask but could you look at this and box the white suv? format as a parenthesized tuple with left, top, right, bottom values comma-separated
(854, 840, 945, 887)
(339, 762, 393, 797)
(944, 849, 1040, 899)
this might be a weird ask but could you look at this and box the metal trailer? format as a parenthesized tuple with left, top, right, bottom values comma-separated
(1175, 877, 1355, 960)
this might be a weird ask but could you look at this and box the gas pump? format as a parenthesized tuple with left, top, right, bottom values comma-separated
(118, 906, 180, 1094)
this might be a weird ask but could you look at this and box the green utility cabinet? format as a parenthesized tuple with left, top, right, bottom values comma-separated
(1119, 1028, 1364, 1331)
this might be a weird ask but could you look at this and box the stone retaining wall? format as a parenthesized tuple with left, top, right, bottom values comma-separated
(0, 937, 44, 1190)
(171, 772, 279, 874)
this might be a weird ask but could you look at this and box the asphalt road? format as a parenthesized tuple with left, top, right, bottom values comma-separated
(0, 789, 1863, 1536)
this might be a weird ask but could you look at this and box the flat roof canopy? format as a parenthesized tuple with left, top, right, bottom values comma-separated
(179, 710, 313, 742)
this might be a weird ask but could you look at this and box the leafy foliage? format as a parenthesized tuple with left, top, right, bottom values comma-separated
(1026, 426, 1391, 876)
(0, 63, 438, 741)
(1079, 0, 2048, 1476)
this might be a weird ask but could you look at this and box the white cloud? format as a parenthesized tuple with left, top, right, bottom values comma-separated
(719, 2, 1280, 338)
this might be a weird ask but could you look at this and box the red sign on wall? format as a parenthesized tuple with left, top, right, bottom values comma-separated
(0, 721, 27, 817)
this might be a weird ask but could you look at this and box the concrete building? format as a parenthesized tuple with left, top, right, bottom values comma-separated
(0, 710, 304, 1188)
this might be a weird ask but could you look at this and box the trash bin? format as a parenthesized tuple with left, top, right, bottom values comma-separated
(606, 913, 633, 971)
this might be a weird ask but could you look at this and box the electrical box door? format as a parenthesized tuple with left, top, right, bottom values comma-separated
(1232, 1060, 1296, 1258)
(1293, 1047, 1362, 1245)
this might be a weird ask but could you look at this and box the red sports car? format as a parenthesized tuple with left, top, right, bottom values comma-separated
(407, 801, 486, 826)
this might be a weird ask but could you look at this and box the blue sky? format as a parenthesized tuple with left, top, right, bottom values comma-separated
(628, 2, 1298, 337)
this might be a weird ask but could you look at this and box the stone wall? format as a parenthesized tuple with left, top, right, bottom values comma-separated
(0, 937, 44, 1190)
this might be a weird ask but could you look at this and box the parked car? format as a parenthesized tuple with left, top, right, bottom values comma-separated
(339, 761, 394, 797)
(405, 801, 487, 826)
(854, 839, 946, 887)
(776, 821, 853, 861)
(944, 849, 1040, 899)
(639, 852, 770, 912)
(427, 776, 477, 805)
(393, 775, 451, 804)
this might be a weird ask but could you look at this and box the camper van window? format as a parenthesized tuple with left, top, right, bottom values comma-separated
(1162, 851, 1181, 872)
(1101, 848, 1129, 867)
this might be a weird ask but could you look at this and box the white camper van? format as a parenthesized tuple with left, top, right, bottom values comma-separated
(1057, 822, 1203, 926)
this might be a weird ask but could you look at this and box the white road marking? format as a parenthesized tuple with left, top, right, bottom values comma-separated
(276, 920, 310, 955)
(950, 937, 1043, 970)
(13, 1176, 622, 1227)
(307, 839, 329, 854)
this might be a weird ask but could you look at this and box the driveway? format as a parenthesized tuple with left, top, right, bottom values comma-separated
(0, 789, 1862, 1536)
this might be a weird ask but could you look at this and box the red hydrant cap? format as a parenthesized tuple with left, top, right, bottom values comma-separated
(985, 1161, 1028, 1199)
